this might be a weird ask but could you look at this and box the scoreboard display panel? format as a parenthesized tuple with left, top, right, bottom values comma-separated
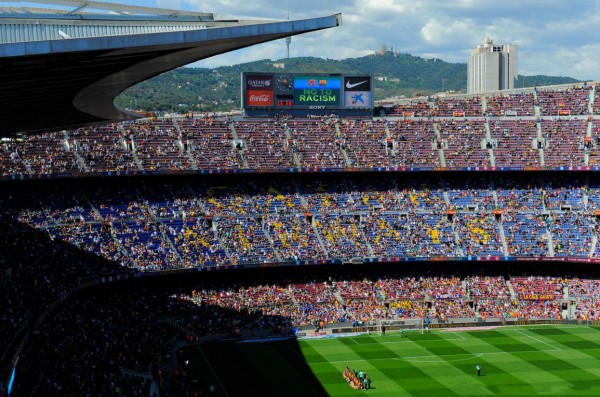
(242, 72, 373, 115)
(293, 75, 341, 107)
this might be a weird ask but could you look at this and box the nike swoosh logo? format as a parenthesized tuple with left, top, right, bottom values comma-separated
(346, 80, 368, 89)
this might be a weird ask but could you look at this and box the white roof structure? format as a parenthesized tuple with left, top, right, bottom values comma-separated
(0, 1, 341, 134)
(0, 0, 213, 17)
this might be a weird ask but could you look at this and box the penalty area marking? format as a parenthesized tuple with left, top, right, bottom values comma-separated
(318, 347, 562, 365)
(198, 347, 230, 397)
(397, 353, 484, 363)
(446, 332, 466, 340)
(512, 329, 562, 352)
(397, 346, 565, 363)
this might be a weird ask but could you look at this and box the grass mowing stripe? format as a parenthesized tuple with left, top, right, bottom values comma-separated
(460, 327, 600, 395)
(512, 328, 561, 351)
(301, 326, 600, 396)
(299, 340, 337, 363)
(454, 329, 575, 394)
(334, 335, 461, 396)
(418, 330, 571, 394)
(410, 332, 537, 396)
(520, 326, 600, 381)
(294, 342, 349, 396)
(513, 329, 562, 351)
(449, 332, 466, 340)
(386, 334, 499, 396)
(541, 325, 600, 349)
(307, 337, 417, 396)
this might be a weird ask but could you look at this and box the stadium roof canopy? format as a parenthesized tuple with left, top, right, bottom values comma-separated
(0, 0, 341, 136)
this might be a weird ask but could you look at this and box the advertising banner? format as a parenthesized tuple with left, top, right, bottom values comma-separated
(344, 76, 371, 108)
(246, 90, 273, 107)
(344, 76, 371, 91)
(345, 91, 371, 107)
(246, 74, 273, 90)
(245, 74, 273, 107)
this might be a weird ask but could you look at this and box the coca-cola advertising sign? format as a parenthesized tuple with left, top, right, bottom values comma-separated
(246, 90, 273, 107)
(246, 74, 273, 90)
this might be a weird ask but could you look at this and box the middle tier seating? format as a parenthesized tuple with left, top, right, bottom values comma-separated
(3, 175, 600, 271)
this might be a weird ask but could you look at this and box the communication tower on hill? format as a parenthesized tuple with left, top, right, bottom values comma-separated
(285, 4, 291, 58)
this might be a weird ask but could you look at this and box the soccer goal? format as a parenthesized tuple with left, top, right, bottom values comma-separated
(378, 318, 424, 336)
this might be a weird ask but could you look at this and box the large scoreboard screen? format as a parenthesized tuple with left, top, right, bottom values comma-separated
(242, 72, 373, 115)
(293, 75, 341, 107)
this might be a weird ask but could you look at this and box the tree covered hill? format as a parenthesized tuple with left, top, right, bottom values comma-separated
(115, 52, 579, 113)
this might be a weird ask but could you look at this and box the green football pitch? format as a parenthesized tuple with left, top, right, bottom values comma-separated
(181, 325, 600, 397)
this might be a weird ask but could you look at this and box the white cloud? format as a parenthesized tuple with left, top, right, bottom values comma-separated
(146, 1, 600, 79)
(12, 1, 596, 78)
(359, 0, 409, 14)
(420, 18, 477, 46)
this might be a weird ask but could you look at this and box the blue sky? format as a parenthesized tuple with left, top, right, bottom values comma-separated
(3, 0, 600, 80)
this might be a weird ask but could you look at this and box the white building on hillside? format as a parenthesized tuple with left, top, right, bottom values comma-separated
(467, 38, 518, 94)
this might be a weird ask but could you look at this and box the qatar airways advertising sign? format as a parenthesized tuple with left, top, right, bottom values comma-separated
(245, 74, 273, 107)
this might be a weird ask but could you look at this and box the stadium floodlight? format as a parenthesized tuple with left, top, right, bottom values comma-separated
(379, 318, 424, 336)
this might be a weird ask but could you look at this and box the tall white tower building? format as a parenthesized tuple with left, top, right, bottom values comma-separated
(467, 38, 518, 94)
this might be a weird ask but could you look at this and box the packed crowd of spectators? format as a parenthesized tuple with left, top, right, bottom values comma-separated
(434, 96, 483, 117)
(536, 86, 591, 116)
(341, 118, 391, 168)
(6, 84, 600, 395)
(71, 124, 139, 173)
(4, 175, 600, 275)
(236, 119, 297, 169)
(11, 293, 172, 396)
(9, 265, 598, 396)
(589, 121, 600, 166)
(19, 131, 81, 175)
(459, 213, 504, 256)
(387, 99, 431, 117)
(288, 118, 347, 169)
(540, 119, 587, 167)
(568, 278, 600, 320)
(549, 212, 593, 257)
(4, 113, 600, 177)
(0, 212, 130, 387)
(173, 274, 600, 328)
(485, 92, 536, 116)
(489, 119, 540, 167)
(503, 212, 549, 257)
(388, 119, 441, 167)
(439, 119, 489, 168)
(0, 139, 31, 175)
(180, 117, 244, 170)
(497, 186, 544, 211)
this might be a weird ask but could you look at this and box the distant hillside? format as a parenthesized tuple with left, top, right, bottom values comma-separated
(115, 53, 579, 113)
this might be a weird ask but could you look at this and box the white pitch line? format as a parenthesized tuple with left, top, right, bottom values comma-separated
(513, 329, 562, 351)
(399, 353, 484, 363)
(198, 347, 230, 397)
(286, 343, 308, 363)
(349, 337, 360, 345)
(317, 348, 561, 365)
(450, 332, 466, 340)
(374, 340, 428, 348)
